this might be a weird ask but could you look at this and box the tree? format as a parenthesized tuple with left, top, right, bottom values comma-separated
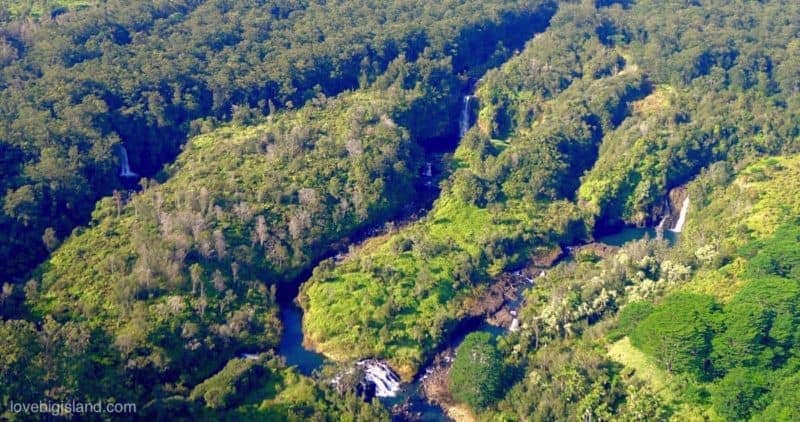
(712, 276, 800, 372)
(711, 368, 769, 421)
(754, 373, 800, 421)
(448, 332, 506, 410)
(631, 293, 721, 378)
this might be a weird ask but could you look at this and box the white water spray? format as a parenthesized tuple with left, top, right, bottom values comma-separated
(670, 196, 690, 233)
(459, 95, 474, 139)
(356, 360, 402, 398)
(119, 146, 138, 178)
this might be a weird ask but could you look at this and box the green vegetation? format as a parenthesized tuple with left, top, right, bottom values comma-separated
(145, 353, 386, 420)
(300, 7, 649, 375)
(0, 0, 557, 282)
(299, 4, 800, 420)
(1, 82, 438, 413)
(448, 332, 506, 410)
(1, 1, 559, 417)
(0, 1, 99, 20)
(605, 156, 800, 420)
(3, 0, 800, 420)
(630, 294, 720, 378)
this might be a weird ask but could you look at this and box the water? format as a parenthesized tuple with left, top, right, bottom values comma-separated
(458, 95, 474, 139)
(273, 221, 678, 418)
(596, 227, 677, 247)
(357, 360, 402, 397)
(277, 303, 325, 376)
(670, 196, 690, 233)
(381, 321, 504, 421)
(119, 146, 138, 178)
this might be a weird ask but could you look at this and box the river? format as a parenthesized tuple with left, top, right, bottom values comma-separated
(271, 93, 688, 420)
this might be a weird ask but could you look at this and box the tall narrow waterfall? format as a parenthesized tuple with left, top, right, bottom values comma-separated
(119, 146, 138, 178)
(459, 95, 474, 139)
(670, 196, 690, 233)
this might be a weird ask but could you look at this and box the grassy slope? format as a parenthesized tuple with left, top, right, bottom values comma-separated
(608, 337, 720, 421)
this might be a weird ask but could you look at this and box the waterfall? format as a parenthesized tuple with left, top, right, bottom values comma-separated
(670, 196, 690, 233)
(656, 199, 669, 230)
(424, 162, 433, 178)
(119, 146, 138, 178)
(356, 360, 401, 398)
(459, 95, 474, 139)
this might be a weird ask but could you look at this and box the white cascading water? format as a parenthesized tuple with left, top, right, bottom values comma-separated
(459, 95, 474, 139)
(670, 196, 690, 233)
(424, 162, 433, 177)
(119, 146, 138, 178)
(356, 360, 402, 398)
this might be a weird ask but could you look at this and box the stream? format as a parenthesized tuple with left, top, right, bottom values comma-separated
(271, 93, 690, 420)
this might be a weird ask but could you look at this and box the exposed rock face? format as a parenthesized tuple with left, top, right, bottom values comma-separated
(466, 266, 538, 330)
(571, 242, 620, 260)
(658, 185, 689, 230)
(531, 246, 563, 267)
(487, 308, 515, 328)
(420, 348, 457, 410)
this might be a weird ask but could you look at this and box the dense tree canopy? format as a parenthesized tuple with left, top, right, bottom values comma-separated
(3, 0, 800, 420)
(448, 332, 506, 411)
(0, 0, 557, 283)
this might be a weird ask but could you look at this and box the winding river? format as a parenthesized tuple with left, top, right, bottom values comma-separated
(272, 93, 689, 420)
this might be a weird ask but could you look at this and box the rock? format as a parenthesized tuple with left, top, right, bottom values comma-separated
(487, 308, 514, 328)
(355, 379, 376, 402)
(531, 246, 563, 267)
(572, 243, 619, 260)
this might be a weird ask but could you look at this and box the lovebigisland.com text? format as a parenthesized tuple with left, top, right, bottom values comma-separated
(6, 400, 136, 417)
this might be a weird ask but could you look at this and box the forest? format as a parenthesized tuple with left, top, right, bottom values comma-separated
(2, 0, 800, 420)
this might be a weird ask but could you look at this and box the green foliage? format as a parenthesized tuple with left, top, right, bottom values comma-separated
(494, 340, 626, 421)
(190, 358, 265, 409)
(0, 0, 97, 21)
(448, 332, 506, 410)
(741, 222, 800, 280)
(710, 368, 769, 421)
(753, 373, 800, 422)
(18, 87, 432, 407)
(301, 195, 584, 377)
(0, 0, 558, 283)
(630, 293, 721, 378)
(611, 301, 654, 340)
(712, 276, 800, 372)
(180, 354, 388, 421)
(5, 0, 800, 419)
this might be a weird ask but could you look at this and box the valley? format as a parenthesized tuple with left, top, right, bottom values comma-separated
(2, 0, 800, 420)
